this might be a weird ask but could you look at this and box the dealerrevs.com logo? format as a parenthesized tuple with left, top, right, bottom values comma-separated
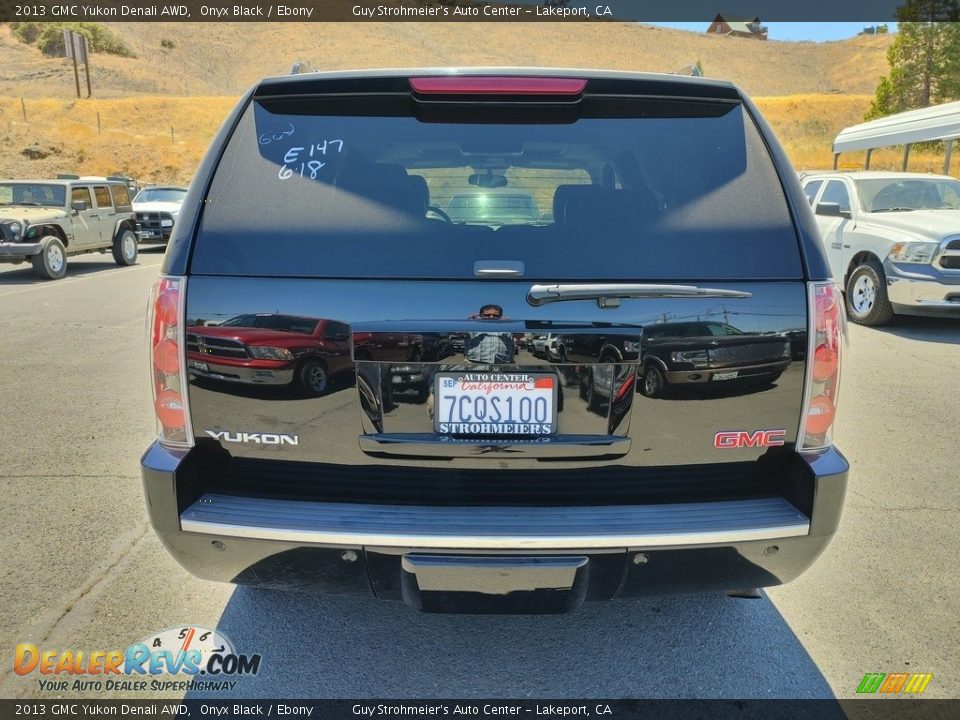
(857, 672, 933, 695)
(14, 626, 262, 693)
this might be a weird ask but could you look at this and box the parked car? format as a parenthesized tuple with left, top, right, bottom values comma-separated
(0, 177, 139, 279)
(142, 68, 847, 614)
(559, 332, 641, 365)
(133, 185, 188, 244)
(638, 322, 792, 398)
(530, 333, 549, 358)
(801, 171, 960, 324)
(545, 332, 563, 362)
(186, 314, 352, 396)
(578, 363, 636, 433)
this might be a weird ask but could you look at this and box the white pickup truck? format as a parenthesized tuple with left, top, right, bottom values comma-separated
(801, 171, 960, 325)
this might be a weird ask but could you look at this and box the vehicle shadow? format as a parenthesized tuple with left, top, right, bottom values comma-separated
(189, 373, 356, 400)
(869, 316, 960, 345)
(193, 588, 837, 699)
(0, 259, 137, 285)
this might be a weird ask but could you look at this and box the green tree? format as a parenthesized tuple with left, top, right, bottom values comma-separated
(866, 0, 960, 120)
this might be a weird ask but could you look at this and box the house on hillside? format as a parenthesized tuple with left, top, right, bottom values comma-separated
(706, 14, 768, 40)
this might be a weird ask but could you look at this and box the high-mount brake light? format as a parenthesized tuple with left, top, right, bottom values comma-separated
(147, 276, 194, 448)
(409, 76, 587, 96)
(799, 283, 845, 451)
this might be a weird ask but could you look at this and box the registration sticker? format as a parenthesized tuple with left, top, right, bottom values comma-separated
(434, 372, 558, 435)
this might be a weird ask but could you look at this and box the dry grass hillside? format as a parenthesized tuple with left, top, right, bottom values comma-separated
(1, 22, 894, 98)
(3, 93, 948, 184)
(0, 22, 949, 182)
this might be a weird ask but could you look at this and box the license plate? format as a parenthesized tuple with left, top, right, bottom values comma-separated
(190, 361, 209, 372)
(140, 231, 159, 238)
(434, 371, 557, 435)
(713, 371, 739, 381)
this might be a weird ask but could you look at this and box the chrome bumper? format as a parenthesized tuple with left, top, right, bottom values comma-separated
(665, 360, 790, 384)
(187, 362, 294, 385)
(180, 493, 810, 550)
(885, 261, 960, 315)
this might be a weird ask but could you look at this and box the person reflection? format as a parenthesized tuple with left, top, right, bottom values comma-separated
(426, 304, 513, 420)
(465, 304, 514, 364)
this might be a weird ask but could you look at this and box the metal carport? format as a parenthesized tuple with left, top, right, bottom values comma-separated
(832, 100, 960, 174)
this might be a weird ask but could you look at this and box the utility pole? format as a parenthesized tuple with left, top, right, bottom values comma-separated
(63, 31, 92, 98)
(82, 34, 92, 97)
(64, 30, 81, 99)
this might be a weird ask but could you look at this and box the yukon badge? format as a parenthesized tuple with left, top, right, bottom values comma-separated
(206, 430, 299, 446)
(714, 429, 786, 449)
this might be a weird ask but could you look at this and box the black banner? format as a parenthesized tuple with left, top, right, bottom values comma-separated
(2, 0, 958, 23)
(2, 700, 960, 720)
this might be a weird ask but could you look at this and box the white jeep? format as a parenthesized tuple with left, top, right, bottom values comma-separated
(0, 177, 140, 279)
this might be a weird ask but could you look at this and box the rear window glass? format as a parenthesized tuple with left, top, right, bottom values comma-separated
(192, 97, 802, 280)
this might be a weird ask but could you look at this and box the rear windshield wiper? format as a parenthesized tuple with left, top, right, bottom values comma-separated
(527, 283, 752, 307)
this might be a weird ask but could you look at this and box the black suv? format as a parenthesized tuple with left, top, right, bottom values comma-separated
(142, 69, 848, 614)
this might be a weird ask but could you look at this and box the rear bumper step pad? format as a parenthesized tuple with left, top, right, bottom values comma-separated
(180, 493, 809, 550)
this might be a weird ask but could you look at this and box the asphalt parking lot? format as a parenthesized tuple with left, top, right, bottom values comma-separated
(0, 250, 957, 700)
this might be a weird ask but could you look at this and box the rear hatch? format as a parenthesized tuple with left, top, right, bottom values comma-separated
(181, 72, 813, 508)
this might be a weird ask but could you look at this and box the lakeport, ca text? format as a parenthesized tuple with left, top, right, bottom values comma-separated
(351, 4, 613, 17)
(351, 706, 613, 717)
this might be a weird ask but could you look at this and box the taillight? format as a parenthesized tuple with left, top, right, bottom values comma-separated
(147, 276, 193, 448)
(799, 283, 845, 451)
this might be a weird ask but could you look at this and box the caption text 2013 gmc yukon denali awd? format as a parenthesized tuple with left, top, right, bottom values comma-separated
(141, 69, 849, 614)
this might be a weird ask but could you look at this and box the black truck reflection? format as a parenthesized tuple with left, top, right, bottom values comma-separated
(638, 322, 792, 398)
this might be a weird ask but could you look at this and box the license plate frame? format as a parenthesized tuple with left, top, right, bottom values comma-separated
(433, 371, 559, 436)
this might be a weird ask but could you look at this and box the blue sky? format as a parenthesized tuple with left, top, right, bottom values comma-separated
(649, 22, 896, 41)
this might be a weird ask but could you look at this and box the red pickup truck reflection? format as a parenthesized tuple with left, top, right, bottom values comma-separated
(186, 313, 420, 396)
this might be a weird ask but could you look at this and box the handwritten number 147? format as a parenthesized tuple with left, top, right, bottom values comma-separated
(279, 140, 344, 180)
